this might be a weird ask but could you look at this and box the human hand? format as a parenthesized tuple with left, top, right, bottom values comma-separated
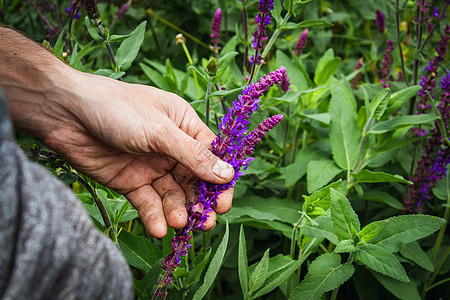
(9, 66, 234, 238)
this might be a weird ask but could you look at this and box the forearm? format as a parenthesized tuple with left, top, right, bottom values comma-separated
(0, 26, 79, 140)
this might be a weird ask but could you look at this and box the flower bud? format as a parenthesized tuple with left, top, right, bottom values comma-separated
(205, 57, 218, 77)
(81, 0, 99, 20)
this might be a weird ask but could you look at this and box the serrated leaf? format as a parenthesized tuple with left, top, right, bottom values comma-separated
(371, 271, 421, 300)
(140, 63, 170, 90)
(253, 258, 306, 298)
(116, 21, 146, 71)
(370, 215, 446, 252)
(399, 241, 434, 272)
(290, 253, 354, 300)
(353, 170, 412, 184)
(238, 225, 249, 296)
(334, 239, 357, 253)
(118, 230, 163, 272)
(359, 220, 388, 243)
(369, 88, 391, 121)
(330, 188, 361, 241)
(386, 85, 422, 113)
(248, 249, 270, 296)
(212, 51, 238, 83)
(367, 114, 438, 134)
(192, 222, 229, 300)
(329, 79, 361, 170)
(307, 159, 343, 193)
(357, 244, 409, 282)
(301, 215, 339, 245)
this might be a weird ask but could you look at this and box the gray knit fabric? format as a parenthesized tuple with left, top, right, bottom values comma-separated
(0, 92, 133, 300)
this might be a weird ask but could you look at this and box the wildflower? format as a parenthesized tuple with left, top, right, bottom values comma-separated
(351, 58, 364, 90)
(249, 0, 275, 65)
(210, 8, 222, 48)
(65, 1, 81, 20)
(417, 25, 450, 112)
(81, 0, 99, 20)
(405, 72, 450, 212)
(154, 67, 287, 299)
(293, 29, 309, 56)
(380, 40, 394, 88)
(115, 2, 130, 20)
(375, 10, 385, 34)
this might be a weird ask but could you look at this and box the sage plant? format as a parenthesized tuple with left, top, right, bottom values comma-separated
(154, 67, 288, 299)
(249, 0, 274, 66)
(293, 29, 309, 56)
(210, 8, 222, 50)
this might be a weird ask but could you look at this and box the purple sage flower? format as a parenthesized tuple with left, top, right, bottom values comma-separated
(249, 0, 275, 65)
(81, 0, 99, 20)
(405, 71, 450, 212)
(154, 67, 287, 299)
(210, 8, 222, 48)
(115, 2, 130, 20)
(294, 29, 309, 56)
(351, 58, 364, 90)
(380, 40, 394, 88)
(417, 25, 450, 112)
(375, 10, 385, 34)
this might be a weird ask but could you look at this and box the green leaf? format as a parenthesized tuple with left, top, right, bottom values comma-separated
(362, 191, 404, 210)
(84, 16, 102, 41)
(301, 215, 339, 245)
(248, 249, 270, 296)
(162, 228, 175, 257)
(330, 188, 361, 241)
(70, 41, 94, 67)
(276, 50, 309, 90)
(186, 247, 212, 285)
(353, 170, 412, 184)
(399, 241, 434, 272)
(140, 63, 170, 90)
(357, 244, 409, 282)
(211, 51, 238, 83)
(253, 258, 305, 298)
(315, 57, 341, 86)
(53, 31, 65, 58)
(118, 230, 163, 272)
(370, 215, 446, 252)
(238, 225, 249, 296)
(290, 253, 354, 300)
(369, 88, 391, 121)
(107, 32, 137, 43)
(386, 85, 422, 113)
(192, 222, 229, 300)
(359, 220, 388, 243)
(283, 0, 293, 13)
(367, 114, 438, 134)
(307, 159, 343, 193)
(209, 86, 244, 97)
(279, 19, 333, 31)
(116, 21, 147, 71)
(371, 271, 421, 300)
(281, 146, 328, 188)
(329, 79, 361, 170)
(334, 239, 357, 253)
(309, 180, 345, 211)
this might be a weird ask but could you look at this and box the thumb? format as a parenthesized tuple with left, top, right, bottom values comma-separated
(157, 122, 234, 184)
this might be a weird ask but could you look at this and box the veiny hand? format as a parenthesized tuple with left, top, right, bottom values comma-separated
(11, 67, 235, 238)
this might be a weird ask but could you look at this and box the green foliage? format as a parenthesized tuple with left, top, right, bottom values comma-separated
(8, 0, 450, 298)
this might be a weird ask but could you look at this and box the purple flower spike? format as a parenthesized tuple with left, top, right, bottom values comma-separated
(115, 2, 130, 20)
(375, 10, 385, 34)
(154, 67, 288, 299)
(351, 58, 364, 90)
(249, 0, 275, 65)
(380, 40, 394, 88)
(294, 29, 309, 56)
(211, 8, 222, 47)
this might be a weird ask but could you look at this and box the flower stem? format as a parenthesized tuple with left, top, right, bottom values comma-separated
(206, 82, 212, 127)
(242, 1, 249, 74)
(395, 0, 409, 86)
(179, 41, 201, 99)
(146, 8, 213, 53)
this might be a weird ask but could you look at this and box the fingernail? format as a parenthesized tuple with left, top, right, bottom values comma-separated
(212, 159, 234, 180)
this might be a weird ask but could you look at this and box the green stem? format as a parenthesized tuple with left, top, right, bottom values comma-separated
(180, 41, 201, 99)
(146, 8, 213, 53)
(395, 0, 409, 86)
(287, 214, 305, 298)
(94, 19, 122, 81)
(425, 277, 450, 293)
(206, 82, 212, 127)
(409, 0, 425, 114)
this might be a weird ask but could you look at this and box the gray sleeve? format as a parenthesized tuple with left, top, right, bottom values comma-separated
(0, 92, 133, 300)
